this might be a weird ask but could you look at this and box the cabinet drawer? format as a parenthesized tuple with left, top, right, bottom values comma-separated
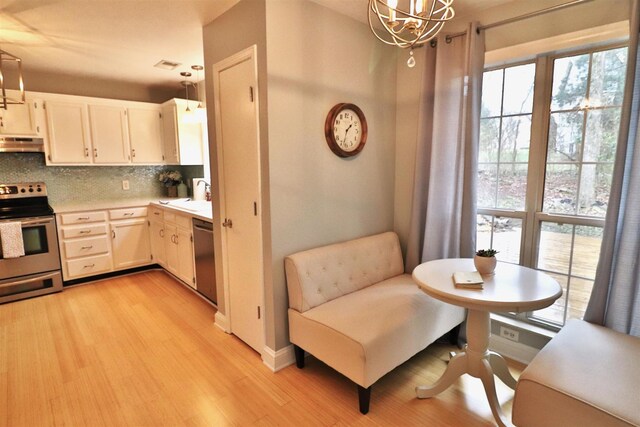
(64, 236, 109, 258)
(60, 211, 107, 225)
(148, 206, 164, 221)
(61, 224, 107, 239)
(66, 253, 112, 278)
(109, 207, 148, 220)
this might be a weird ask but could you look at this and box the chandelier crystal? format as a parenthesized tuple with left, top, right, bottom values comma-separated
(368, 0, 455, 66)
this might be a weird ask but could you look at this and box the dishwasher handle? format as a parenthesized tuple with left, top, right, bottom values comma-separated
(193, 218, 213, 232)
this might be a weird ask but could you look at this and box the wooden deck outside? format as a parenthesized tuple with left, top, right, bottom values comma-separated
(478, 227, 602, 325)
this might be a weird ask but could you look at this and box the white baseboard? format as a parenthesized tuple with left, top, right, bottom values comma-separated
(214, 312, 230, 333)
(262, 344, 296, 372)
(489, 335, 539, 365)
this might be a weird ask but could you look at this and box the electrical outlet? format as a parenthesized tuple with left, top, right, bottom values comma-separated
(122, 180, 130, 190)
(500, 326, 520, 342)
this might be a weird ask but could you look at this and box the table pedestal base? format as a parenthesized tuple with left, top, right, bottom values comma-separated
(416, 310, 517, 427)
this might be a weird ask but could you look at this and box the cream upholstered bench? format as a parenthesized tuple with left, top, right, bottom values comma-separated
(512, 319, 640, 427)
(284, 231, 466, 414)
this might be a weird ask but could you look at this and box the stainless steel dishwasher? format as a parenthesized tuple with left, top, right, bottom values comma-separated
(192, 218, 217, 304)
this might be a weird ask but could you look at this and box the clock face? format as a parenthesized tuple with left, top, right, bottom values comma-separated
(324, 103, 368, 158)
(332, 109, 362, 152)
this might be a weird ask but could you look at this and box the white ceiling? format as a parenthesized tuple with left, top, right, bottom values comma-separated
(0, 0, 514, 91)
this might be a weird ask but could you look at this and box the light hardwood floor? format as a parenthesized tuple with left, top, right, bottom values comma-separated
(0, 270, 523, 426)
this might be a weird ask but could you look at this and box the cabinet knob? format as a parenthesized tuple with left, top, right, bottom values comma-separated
(222, 218, 233, 228)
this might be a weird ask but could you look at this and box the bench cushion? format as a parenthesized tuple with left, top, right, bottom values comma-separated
(285, 232, 404, 312)
(288, 274, 466, 388)
(513, 319, 640, 427)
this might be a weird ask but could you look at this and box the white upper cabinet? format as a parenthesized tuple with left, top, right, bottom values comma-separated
(45, 100, 92, 164)
(38, 91, 167, 166)
(161, 98, 204, 165)
(89, 104, 130, 164)
(0, 99, 41, 136)
(128, 106, 164, 164)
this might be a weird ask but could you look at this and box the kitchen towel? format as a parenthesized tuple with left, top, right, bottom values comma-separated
(0, 222, 25, 258)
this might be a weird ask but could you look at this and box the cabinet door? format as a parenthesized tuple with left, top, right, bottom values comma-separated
(0, 100, 38, 135)
(149, 220, 166, 267)
(176, 226, 195, 287)
(164, 223, 179, 276)
(161, 104, 179, 164)
(45, 101, 91, 164)
(111, 219, 151, 270)
(89, 105, 130, 164)
(129, 107, 164, 164)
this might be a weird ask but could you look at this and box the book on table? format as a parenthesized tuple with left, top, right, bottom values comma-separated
(452, 271, 484, 289)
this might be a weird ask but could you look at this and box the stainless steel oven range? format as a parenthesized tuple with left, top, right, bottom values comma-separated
(0, 182, 62, 304)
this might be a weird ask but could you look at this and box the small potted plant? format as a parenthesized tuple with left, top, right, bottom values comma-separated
(158, 170, 183, 197)
(474, 249, 499, 276)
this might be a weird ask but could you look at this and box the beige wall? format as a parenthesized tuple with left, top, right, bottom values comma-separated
(265, 0, 397, 350)
(3, 68, 173, 103)
(393, 0, 632, 256)
(202, 0, 270, 320)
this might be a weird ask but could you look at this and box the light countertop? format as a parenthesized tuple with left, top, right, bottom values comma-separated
(52, 198, 213, 222)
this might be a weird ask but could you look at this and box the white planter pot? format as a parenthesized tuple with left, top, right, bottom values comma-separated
(474, 255, 497, 276)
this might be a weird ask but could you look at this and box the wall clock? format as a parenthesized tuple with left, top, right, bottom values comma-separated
(324, 103, 368, 158)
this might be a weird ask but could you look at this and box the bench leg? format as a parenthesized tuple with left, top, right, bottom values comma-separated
(293, 345, 305, 369)
(358, 385, 371, 414)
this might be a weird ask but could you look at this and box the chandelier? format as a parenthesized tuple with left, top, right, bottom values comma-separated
(0, 50, 25, 110)
(368, 0, 455, 67)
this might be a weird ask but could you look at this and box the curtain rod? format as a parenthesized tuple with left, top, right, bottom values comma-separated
(443, 0, 594, 43)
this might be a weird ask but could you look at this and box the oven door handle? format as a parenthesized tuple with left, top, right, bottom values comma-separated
(0, 271, 59, 289)
(16, 218, 54, 226)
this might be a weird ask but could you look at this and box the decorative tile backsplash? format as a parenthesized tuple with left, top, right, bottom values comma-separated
(0, 153, 204, 205)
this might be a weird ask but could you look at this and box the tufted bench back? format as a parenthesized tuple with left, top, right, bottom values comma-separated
(284, 232, 405, 313)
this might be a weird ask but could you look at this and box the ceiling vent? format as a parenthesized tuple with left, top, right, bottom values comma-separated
(154, 60, 181, 70)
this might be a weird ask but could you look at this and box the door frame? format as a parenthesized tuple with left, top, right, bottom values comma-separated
(211, 45, 266, 352)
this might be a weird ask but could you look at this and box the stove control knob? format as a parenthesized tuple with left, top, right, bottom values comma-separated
(20, 188, 26, 193)
(37, 188, 42, 192)
(28, 188, 34, 192)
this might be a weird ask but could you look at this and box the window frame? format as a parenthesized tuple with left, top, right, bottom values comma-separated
(479, 42, 627, 331)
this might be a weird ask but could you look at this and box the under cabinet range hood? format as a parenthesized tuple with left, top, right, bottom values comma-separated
(0, 136, 44, 153)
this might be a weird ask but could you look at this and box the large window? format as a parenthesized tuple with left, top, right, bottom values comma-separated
(478, 45, 627, 329)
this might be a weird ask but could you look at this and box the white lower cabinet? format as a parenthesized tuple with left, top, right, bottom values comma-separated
(111, 219, 151, 269)
(161, 211, 195, 287)
(57, 204, 197, 287)
(58, 206, 152, 280)
(149, 208, 167, 267)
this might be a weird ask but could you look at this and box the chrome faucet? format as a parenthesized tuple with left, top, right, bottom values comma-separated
(197, 180, 212, 201)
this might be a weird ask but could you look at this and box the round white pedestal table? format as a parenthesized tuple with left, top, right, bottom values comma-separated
(412, 259, 562, 427)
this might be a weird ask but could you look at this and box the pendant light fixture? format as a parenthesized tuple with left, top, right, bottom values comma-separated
(191, 65, 206, 122)
(0, 49, 26, 110)
(368, 0, 455, 67)
(180, 71, 192, 112)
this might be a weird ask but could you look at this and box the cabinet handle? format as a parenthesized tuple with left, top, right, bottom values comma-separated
(79, 230, 91, 234)
(77, 216, 90, 220)
(81, 245, 93, 250)
(159, 229, 164, 237)
(94, 147, 98, 158)
(85, 147, 89, 157)
(154, 212, 160, 216)
(83, 264, 95, 269)
(123, 212, 134, 216)
(112, 230, 116, 239)
(132, 148, 136, 158)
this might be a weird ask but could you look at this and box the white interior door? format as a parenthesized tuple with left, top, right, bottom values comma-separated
(214, 46, 264, 353)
